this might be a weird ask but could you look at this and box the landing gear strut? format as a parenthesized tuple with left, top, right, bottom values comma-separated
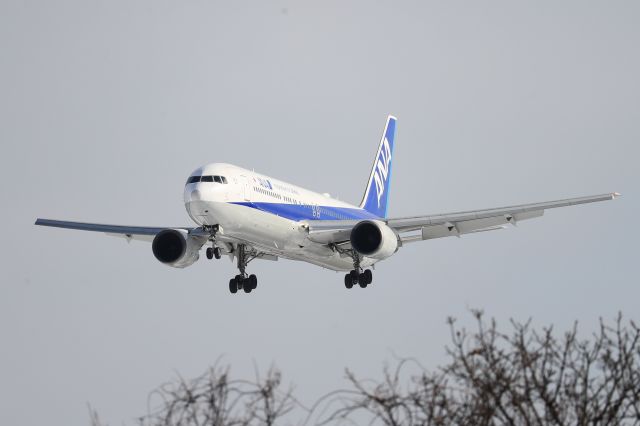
(228, 244, 258, 294)
(201, 226, 258, 294)
(343, 252, 373, 289)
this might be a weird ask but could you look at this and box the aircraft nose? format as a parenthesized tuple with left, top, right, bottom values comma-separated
(189, 189, 202, 201)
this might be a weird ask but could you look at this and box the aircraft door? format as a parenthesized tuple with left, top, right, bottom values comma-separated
(240, 175, 251, 201)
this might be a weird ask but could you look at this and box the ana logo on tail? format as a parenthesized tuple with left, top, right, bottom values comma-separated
(373, 137, 392, 207)
(360, 115, 396, 218)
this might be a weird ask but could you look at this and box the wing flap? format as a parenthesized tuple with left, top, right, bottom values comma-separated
(104, 232, 155, 242)
(418, 210, 544, 241)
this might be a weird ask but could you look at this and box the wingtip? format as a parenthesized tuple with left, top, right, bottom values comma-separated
(612, 192, 622, 199)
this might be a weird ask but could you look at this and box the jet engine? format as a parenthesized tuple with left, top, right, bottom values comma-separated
(151, 229, 207, 268)
(349, 220, 399, 260)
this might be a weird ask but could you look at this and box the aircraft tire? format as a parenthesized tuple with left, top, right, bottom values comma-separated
(229, 278, 238, 294)
(344, 274, 353, 289)
(206, 247, 213, 260)
(243, 279, 252, 293)
(213, 247, 222, 259)
(358, 277, 368, 288)
(363, 269, 373, 285)
(249, 274, 257, 289)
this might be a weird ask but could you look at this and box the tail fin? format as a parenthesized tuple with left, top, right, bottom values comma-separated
(359, 115, 397, 218)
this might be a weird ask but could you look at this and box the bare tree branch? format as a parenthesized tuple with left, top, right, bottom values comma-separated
(90, 313, 640, 426)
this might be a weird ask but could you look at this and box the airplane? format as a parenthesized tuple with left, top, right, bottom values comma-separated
(35, 116, 619, 294)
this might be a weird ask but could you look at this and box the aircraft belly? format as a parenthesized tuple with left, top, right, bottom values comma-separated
(186, 200, 378, 272)
(292, 250, 377, 272)
(189, 201, 304, 251)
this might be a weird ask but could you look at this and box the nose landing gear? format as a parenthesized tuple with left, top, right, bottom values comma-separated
(206, 246, 222, 260)
(204, 226, 222, 260)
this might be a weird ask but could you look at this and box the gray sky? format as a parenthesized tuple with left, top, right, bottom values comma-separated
(1, 1, 638, 424)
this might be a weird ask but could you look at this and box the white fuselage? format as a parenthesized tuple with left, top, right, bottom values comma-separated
(183, 163, 380, 271)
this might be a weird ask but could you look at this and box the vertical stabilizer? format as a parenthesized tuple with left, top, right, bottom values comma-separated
(359, 115, 397, 218)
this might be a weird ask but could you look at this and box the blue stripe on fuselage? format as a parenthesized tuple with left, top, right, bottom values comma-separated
(231, 202, 380, 221)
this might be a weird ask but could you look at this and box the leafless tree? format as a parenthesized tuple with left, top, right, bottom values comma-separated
(316, 311, 640, 426)
(91, 313, 640, 425)
(137, 365, 298, 426)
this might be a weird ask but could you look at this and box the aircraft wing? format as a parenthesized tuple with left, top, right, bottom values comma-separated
(35, 218, 282, 263)
(34, 218, 193, 242)
(306, 193, 620, 245)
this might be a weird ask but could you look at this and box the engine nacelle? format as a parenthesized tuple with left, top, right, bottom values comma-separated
(350, 220, 399, 260)
(152, 229, 207, 268)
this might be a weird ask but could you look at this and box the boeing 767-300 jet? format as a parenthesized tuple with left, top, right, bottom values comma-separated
(35, 116, 619, 294)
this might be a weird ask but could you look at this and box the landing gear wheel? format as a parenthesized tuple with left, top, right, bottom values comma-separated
(206, 247, 214, 260)
(344, 274, 353, 289)
(358, 275, 368, 288)
(363, 269, 373, 285)
(349, 270, 359, 286)
(232, 245, 258, 294)
(229, 278, 238, 294)
(213, 247, 222, 259)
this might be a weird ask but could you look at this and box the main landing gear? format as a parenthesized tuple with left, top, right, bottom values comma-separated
(229, 274, 257, 294)
(344, 269, 373, 289)
(202, 226, 258, 295)
(343, 252, 373, 289)
(228, 244, 258, 294)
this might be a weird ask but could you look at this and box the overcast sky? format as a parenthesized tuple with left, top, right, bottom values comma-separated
(1, 1, 638, 424)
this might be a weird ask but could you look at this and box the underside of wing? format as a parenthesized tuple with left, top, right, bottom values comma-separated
(34, 218, 192, 242)
(35, 218, 281, 266)
(398, 209, 543, 243)
(304, 220, 359, 245)
(390, 193, 619, 244)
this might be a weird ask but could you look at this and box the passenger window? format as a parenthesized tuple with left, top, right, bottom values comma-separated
(201, 176, 214, 182)
(187, 176, 201, 184)
(221, 176, 228, 184)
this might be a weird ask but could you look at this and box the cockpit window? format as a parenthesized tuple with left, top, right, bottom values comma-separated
(188, 175, 228, 184)
(205, 175, 228, 184)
